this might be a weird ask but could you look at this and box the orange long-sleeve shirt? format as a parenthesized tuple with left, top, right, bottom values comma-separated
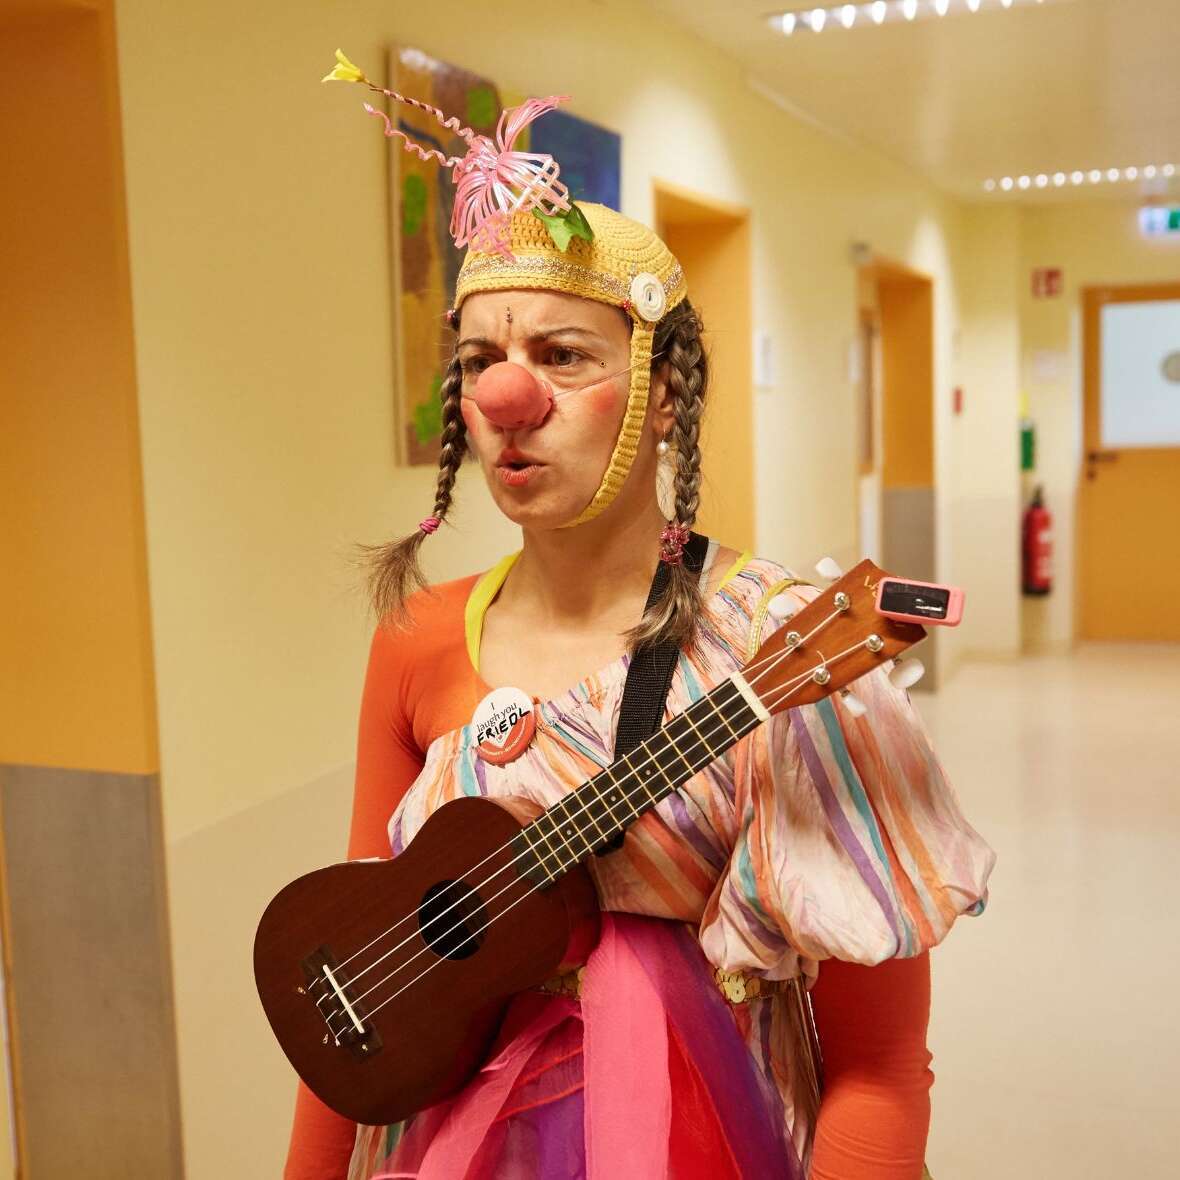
(284, 575, 933, 1179)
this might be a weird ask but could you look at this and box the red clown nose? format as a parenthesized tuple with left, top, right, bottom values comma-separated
(471, 362, 554, 430)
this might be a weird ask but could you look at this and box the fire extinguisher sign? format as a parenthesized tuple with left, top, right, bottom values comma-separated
(1031, 267, 1064, 299)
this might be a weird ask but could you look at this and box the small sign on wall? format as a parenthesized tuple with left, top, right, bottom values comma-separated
(1031, 267, 1064, 298)
(1031, 349, 1067, 383)
(753, 330, 777, 388)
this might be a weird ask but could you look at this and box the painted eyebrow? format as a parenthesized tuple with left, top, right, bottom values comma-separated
(456, 327, 607, 351)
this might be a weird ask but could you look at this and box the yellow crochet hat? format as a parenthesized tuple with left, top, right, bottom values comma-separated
(455, 204, 688, 526)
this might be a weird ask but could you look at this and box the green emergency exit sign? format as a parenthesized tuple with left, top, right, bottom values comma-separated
(1139, 206, 1180, 237)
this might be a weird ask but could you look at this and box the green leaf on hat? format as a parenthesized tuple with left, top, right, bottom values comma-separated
(532, 203, 595, 252)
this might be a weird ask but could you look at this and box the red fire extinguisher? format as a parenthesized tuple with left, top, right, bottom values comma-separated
(1022, 485, 1052, 596)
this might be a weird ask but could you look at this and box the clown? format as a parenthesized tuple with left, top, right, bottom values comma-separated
(284, 52, 994, 1180)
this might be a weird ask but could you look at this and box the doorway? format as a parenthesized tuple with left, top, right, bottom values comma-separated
(653, 182, 753, 549)
(857, 260, 937, 681)
(1079, 284, 1180, 641)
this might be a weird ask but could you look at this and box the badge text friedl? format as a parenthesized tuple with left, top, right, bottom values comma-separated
(476, 703, 528, 743)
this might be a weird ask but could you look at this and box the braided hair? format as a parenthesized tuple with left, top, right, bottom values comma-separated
(354, 353, 467, 627)
(625, 298, 709, 654)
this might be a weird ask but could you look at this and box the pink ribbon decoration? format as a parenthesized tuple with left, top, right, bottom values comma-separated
(448, 97, 573, 258)
(371, 915, 671, 1180)
(659, 522, 692, 566)
(581, 913, 672, 1180)
(401, 996, 578, 1180)
(360, 88, 573, 260)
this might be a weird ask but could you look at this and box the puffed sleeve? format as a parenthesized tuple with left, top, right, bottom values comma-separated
(700, 583, 995, 975)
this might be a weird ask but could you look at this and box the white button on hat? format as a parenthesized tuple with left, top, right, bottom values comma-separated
(630, 272, 666, 322)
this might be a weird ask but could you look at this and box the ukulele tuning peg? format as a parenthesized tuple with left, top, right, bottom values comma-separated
(840, 689, 867, 718)
(768, 592, 799, 621)
(889, 657, 925, 691)
(815, 556, 843, 583)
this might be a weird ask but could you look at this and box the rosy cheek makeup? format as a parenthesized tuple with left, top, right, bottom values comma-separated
(588, 385, 621, 416)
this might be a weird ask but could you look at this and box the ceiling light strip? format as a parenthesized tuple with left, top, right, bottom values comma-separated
(984, 164, 1177, 192)
(773, 0, 1059, 35)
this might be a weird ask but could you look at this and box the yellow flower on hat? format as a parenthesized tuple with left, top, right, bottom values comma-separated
(321, 49, 367, 85)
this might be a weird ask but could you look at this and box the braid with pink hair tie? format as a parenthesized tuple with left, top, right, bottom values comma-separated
(418, 516, 441, 535)
(658, 522, 691, 566)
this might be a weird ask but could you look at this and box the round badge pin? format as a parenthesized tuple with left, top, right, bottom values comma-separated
(472, 686, 537, 766)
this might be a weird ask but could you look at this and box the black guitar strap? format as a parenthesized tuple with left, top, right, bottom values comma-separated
(599, 530, 710, 855)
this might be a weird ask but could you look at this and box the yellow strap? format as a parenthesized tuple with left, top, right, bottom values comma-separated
(745, 576, 813, 661)
(717, 549, 753, 592)
(464, 551, 520, 672)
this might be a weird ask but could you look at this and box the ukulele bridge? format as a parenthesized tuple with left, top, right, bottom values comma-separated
(302, 946, 384, 1060)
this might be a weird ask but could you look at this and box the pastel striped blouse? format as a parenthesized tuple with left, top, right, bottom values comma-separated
(382, 555, 995, 1151)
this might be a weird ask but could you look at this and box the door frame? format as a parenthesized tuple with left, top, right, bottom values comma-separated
(857, 255, 937, 682)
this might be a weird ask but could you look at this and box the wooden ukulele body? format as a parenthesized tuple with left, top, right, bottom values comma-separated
(254, 796, 600, 1125)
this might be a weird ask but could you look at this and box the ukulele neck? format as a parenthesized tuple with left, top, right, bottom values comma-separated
(511, 674, 766, 887)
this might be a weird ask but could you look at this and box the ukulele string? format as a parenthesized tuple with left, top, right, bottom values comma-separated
(310, 604, 842, 1007)
(320, 630, 874, 1035)
(346, 633, 877, 1032)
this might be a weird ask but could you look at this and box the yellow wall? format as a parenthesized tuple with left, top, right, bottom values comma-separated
(105, 0, 1025, 1172)
(946, 205, 1025, 668)
(1019, 198, 1180, 651)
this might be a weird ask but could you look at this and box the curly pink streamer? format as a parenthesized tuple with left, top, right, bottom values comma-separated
(362, 80, 480, 149)
(362, 102, 468, 169)
(360, 88, 573, 261)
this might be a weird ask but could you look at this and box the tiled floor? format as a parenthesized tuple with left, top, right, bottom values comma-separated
(917, 644, 1180, 1179)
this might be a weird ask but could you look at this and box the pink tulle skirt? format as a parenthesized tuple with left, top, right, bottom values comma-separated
(355, 914, 802, 1180)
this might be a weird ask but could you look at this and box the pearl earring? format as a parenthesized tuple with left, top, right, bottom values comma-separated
(656, 435, 670, 457)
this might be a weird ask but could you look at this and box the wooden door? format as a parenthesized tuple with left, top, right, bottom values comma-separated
(1079, 285, 1180, 640)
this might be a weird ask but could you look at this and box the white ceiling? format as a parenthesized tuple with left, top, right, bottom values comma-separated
(640, 0, 1180, 203)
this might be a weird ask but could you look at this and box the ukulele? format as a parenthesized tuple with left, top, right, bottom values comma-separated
(254, 559, 929, 1125)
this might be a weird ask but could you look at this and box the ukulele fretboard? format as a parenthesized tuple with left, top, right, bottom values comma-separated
(511, 676, 763, 886)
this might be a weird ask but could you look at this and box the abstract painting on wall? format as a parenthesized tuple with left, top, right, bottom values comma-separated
(385, 46, 621, 465)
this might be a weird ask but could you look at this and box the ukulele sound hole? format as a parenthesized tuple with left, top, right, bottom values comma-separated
(418, 880, 487, 960)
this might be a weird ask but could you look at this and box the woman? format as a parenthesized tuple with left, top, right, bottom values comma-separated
(286, 60, 994, 1180)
